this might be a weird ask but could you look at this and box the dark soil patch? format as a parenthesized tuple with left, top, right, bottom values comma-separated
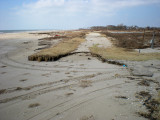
(19, 79, 28, 82)
(1, 72, 7, 74)
(1, 66, 7, 68)
(16, 87, 23, 90)
(65, 92, 74, 96)
(0, 89, 6, 94)
(137, 80, 150, 86)
(28, 103, 40, 108)
(115, 96, 128, 99)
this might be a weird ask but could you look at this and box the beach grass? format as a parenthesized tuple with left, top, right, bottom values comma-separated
(28, 37, 85, 61)
(28, 30, 86, 62)
(90, 46, 160, 61)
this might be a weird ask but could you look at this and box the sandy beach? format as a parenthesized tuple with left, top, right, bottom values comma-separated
(0, 31, 159, 120)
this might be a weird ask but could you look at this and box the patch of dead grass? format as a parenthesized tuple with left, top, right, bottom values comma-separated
(39, 36, 67, 41)
(102, 31, 160, 49)
(156, 91, 160, 119)
(28, 31, 86, 61)
(90, 46, 160, 61)
(136, 91, 160, 120)
(28, 37, 85, 61)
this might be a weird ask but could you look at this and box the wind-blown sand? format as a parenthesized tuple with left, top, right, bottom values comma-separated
(0, 31, 159, 120)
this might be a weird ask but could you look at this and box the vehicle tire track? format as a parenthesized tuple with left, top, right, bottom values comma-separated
(26, 81, 134, 120)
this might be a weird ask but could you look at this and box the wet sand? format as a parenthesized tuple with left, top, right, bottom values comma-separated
(0, 31, 158, 120)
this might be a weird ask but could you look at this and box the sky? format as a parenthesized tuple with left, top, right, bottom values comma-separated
(0, 0, 160, 30)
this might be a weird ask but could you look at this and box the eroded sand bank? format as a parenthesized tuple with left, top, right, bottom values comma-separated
(0, 32, 158, 120)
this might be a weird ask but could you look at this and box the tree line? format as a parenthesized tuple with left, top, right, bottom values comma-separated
(90, 24, 160, 31)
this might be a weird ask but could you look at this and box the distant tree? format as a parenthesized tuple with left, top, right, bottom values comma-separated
(146, 26, 150, 30)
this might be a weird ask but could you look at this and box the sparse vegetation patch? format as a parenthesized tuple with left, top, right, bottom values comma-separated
(136, 91, 160, 120)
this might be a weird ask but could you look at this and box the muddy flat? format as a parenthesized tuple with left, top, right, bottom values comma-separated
(0, 32, 153, 120)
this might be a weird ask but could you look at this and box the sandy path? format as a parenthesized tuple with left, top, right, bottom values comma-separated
(0, 32, 147, 120)
(75, 32, 112, 52)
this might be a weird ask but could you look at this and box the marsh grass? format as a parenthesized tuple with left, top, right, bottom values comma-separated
(90, 46, 160, 61)
(28, 37, 85, 61)
(28, 31, 86, 61)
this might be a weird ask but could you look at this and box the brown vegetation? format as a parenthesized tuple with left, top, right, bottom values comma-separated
(136, 91, 160, 120)
(90, 47, 160, 61)
(115, 96, 128, 99)
(102, 31, 160, 49)
(38, 36, 67, 41)
(28, 31, 86, 62)
(29, 37, 85, 61)
(137, 80, 150, 86)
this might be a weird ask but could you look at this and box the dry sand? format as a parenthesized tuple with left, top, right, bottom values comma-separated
(0, 32, 158, 120)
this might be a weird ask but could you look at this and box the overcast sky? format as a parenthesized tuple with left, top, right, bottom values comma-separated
(0, 0, 160, 30)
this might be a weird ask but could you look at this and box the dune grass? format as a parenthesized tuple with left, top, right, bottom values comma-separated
(90, 46, 160, 61)
(28, 37, 85, 61)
